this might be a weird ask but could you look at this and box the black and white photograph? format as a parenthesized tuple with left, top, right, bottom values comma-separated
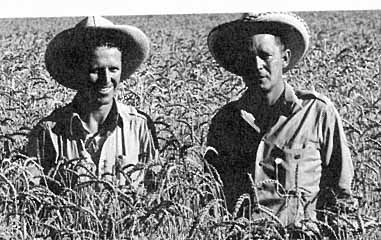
(0, 1, 380, 239)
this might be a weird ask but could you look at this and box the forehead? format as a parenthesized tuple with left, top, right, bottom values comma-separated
(91, 46, 121, 56)
(246, 33, 281, 51)
(87, 46, 122, 62)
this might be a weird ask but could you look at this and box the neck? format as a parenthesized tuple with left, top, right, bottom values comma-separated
(248, 82, 285, 106)
(264, 83, 284, 106)
(76, 100, 114, 134)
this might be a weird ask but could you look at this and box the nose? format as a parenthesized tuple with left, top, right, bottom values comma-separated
(98, 68, 112, 84)
(255, 56, 265, 70)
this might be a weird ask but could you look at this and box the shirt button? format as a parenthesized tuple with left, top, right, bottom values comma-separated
(275, 158, 283, 164)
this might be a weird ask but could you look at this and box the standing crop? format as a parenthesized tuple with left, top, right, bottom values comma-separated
(0, 11, 380, 239)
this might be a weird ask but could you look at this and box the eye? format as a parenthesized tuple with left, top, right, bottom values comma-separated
(89, 67, 99, 74)
(258, 51, 272, 60)
(109, 67, 120, 73)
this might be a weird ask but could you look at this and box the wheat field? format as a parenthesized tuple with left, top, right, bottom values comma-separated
(0, 10, 380, 239)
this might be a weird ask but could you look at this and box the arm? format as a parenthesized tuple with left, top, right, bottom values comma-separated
(25, 123, 57, 185)
(138, 115, 158, 163)
(204, 112, 229, 177)
(320, 103, 354, 199)
(204, 118, 221, 164)
(137, 114, 160, 192)
(137, 110, 159, 158)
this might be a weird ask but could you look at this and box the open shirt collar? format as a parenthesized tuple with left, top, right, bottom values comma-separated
(67, 96, 122, 139)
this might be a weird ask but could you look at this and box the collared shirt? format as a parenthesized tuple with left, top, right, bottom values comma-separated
(205, 82, 354, 226)
(26, 95, 158, 189)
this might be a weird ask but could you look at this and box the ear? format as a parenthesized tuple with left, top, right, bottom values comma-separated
(282, 48, 291, 69)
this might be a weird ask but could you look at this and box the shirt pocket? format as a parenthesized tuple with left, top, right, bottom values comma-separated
(278, 147, 322, 195)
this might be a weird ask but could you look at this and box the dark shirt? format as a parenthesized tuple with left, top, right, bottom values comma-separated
(205, 82, 353, 226)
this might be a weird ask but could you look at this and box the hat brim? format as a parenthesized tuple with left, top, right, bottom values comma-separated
(208, 18, 308, 75)
(45, 25, 149, 90)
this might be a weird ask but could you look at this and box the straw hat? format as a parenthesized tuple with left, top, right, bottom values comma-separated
(45, 16, 150, 89)
(207, 12, 311, 75)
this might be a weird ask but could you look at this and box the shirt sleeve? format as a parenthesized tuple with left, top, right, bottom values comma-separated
(320, 102, 354, 198)
(135, 115, 160, 192)
(205, 115, 220, 160)
(204, 103, 241, 165)
(138, 114, 159, 165)
(137, 110, 159, 150)
(204, 110, 230, 172)
(24, 123, 57, 184)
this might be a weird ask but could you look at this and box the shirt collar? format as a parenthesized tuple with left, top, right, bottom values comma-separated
(284, 82, 302, 109)
(283, 82, 303, 114)
(238, 82, 302, 117)
(68, 96, 121, 139)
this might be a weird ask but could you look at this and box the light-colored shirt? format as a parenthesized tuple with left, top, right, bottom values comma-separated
(205, 82, 354, 226)
(26, 96, 158, 189)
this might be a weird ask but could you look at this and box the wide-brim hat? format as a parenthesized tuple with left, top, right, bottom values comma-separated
(45, 16, 150, 90)
(208, 12, 311, 75)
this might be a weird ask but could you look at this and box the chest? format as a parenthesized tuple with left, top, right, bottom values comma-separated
(54, 126, 142, 177)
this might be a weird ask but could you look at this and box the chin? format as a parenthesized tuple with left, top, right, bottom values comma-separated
(259, 84, 272, 92)
(96, 97, 114, 105)
(95, 89, 116, 103)
(246, 82, 270, 92)
(86, 92, 113, 106)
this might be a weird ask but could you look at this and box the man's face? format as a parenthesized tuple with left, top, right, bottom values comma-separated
(239, 34, 290, 93)
(78, 46, 122, 106)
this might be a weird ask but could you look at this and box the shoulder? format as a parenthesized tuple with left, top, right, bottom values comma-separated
(295, 89, 332, 105)
(116, 102, 159, 147)
(294, 89, 338, 111)
(211, 100, 240, 123)
(294, 89, 340, 118)
(33, 104, 73, 131)
(116, 102, 153, 124)
(208, 101, 242, 133)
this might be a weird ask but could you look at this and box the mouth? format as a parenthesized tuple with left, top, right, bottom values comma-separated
(246, 75, 267, 82)
(255, 71, 268, 78)
(94, 85, 114, 95)
(243, 71, 268, 79)
(255, 73, 270, 83)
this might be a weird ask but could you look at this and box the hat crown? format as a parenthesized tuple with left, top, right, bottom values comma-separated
(45, 16, 150, 89)
(75, 16, 115, 28)
(240, 12, 266, 20)
(240, 12, 310, 35)
(207, 12, 311, 75)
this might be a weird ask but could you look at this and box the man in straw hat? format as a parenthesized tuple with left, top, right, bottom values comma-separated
(26, 16, 158, 190)
(204, 12, 354, 230)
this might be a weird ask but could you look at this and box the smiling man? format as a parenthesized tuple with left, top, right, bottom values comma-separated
(204, 12, 354, 231)
(27, 16, 158, 190)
